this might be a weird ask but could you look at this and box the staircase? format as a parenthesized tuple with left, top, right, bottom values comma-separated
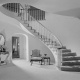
(2, 3, 80, 72)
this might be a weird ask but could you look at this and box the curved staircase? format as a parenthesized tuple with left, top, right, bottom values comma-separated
(58, 48, 80, 72)
(2, 3, 80, 72)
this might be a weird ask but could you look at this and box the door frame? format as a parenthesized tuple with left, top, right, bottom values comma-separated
(12, 36, 20, 59)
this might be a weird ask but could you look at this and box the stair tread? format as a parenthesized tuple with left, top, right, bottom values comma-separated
(61, 49, 71, 51)
(61, 49, 71, 53)
(62, 62, 80, 63)
(62, 56, 80, 61)
(62, 52, 76, 54)
(62, 53, 76, 56)
(62, 60, 80, 62)
(50, 46, 61, 48)
(61, 66, 80, 72)
(58, 46, 66, 49)
(62, 62, 80, 66)
(61, 66, 80, 67)
(62, 56, 77, 57)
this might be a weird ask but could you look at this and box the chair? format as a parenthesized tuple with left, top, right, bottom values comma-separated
(30, 49, 43, 65)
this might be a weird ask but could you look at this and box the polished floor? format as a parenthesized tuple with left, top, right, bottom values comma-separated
(0, 60, 80, 80)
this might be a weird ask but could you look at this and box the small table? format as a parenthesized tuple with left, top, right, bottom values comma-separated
(43, 56, 50, 65)
(0, 51, 9, 65)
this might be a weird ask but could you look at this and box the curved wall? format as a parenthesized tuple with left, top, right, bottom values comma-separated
(0, 11, 55, 63)
(40, 13, 80, 55)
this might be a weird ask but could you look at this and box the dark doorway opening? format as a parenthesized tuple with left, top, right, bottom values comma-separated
(12, 37, 20, 58)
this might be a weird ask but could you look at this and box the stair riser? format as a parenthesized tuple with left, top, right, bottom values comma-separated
(62, 57, 80, 61)
(62, 53, 76, 57)
(62, 62, 80, 66)
(26, 26, 32, 30)
(62, 49, 71, 53)
(34, 32, 40, 36)
(58, 46, 66, 49)
(61, 67, 80, 72)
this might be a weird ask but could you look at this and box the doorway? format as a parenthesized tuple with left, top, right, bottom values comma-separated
(12, 37, 20, 59)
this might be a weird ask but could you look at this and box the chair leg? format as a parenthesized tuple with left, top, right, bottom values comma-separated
(31, 61, 33, 66)
(41, 60, 42, 65)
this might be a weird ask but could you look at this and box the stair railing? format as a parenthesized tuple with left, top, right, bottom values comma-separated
(2, 3, 63, 48)
(24, 4, 63, 48)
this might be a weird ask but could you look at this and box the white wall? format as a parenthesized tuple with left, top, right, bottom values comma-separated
(28, 35, 55, 63)
(0, 11, 55, 63)
(1, 0, 80, 13)
(40, 13, 80, 56)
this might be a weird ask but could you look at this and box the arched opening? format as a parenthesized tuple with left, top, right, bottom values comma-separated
(12, 33, 29, 61)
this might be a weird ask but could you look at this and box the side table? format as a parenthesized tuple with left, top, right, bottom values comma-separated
(43, 57, 50, 65)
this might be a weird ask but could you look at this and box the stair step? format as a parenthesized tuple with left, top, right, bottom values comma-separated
(47, 42, 59, 45)
(46, 43, 53, 46)
(34, 32, 40, 36)
(35, 33, 47, 39)
(40, 35, 46, 38)
(43, 41, 51, 44)
(47, 44, 58, 48)
(58, 46, 66, 49)
(61, 49, 71, 53)
(62, 62, 80, 66)
(31, 29, 36, 32)
(61, 66, 80, 72)
(24, 20, 28, 24)
(62, 52, 76, 57)
(43, 38, 50, 42)
(46, 40, 55, 44)
(27, 26, 32, 30)
(62, 56, 80, 61)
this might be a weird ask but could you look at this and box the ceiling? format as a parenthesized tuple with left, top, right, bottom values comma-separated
(0, 0, 80, 18)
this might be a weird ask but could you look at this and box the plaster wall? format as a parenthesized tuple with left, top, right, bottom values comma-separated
(40, 13, 80, 55)
(0, 11, 55, 63)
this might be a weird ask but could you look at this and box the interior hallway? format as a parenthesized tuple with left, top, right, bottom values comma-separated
(0, 60, 80, 80)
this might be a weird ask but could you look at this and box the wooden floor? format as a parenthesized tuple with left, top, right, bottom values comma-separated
(0, 59, 80, 80)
